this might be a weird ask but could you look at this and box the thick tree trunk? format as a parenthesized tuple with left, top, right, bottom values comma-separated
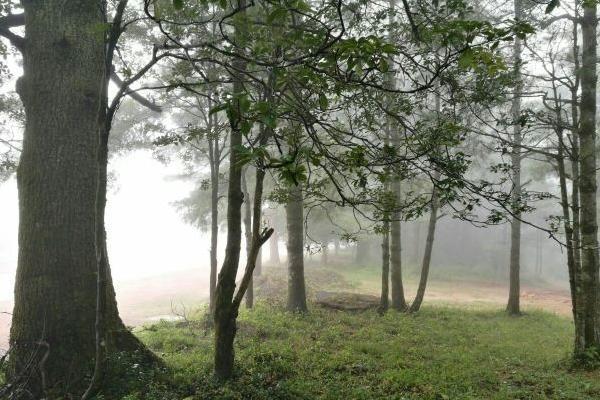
(409, 180, 439, 313)
(286, 183, 308, 312)
(576, 1, 600, 356)
(8, 1, 148, 397)
(506, 0, 523, 316)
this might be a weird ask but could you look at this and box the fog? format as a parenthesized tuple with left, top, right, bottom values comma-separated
(0, 149, 570, 306)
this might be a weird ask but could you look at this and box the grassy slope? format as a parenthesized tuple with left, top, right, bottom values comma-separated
(134, 305, 599, 400)
(113, 264, 598, 400)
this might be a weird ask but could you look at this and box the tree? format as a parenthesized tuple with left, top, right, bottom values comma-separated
(506, 0, 524, 316)
(576, 0, 600, 358)
(286, 181, 308, 312)
(0, 1, 162, 397)
(388, 0, 408, 312)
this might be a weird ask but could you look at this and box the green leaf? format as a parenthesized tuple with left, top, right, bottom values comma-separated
(267, 7, 288, 24)
(458, 49, 474, 69)
(173, 0, 183, 9)
(318, 94, 329, 112)
(545, 0, 560, 14)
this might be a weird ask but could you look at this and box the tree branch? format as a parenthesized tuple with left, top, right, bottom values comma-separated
(0, 13, 25, 51)
(110, 69, 163, 113)
(231, 227, 274, 311)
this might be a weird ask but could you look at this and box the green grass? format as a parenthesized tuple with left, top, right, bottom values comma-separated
(96, 263, 596, 399)
(118, 304, 599, 400)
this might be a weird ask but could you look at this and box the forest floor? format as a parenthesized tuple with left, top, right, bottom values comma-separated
(89, 262, 597, 399)
(128, 304, 599, 400)
(1, 263, 596, 399)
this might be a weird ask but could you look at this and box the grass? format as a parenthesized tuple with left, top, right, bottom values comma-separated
(127, 304, 599, 400)
(103, 263, 597, 399)
(2, 263, 593, 399)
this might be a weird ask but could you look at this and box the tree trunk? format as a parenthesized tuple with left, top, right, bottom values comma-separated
(321, 243, 329, 265)
(286, 183, 308, 312)
(577, 0, 600, 356)
(409, 178, 439, 313)
(506, 0, 523, 316)
(255, 248, 263, 276)
(558, 145, 583, 349)
(379, 222, 390, 313)
(569, 14, 585, 354)
(269, 229, 281, 265)
(243, 170, 254, 309)
(390, 186, 407, 311)
(355, 238, 369, 265)
(8, 1, 149, 397)
(213, 0, 247, 379)
(414, 221, 422, 265)
(208, 138, 220, 314)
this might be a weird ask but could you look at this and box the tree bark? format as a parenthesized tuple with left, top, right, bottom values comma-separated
(506, 0, 523, 316)
(255, 248, 263, 276)
(243, 170, 254, 309)
(409, 177, 439, 313)
(8, 1, 149, 397)
(208, 116, 220, 315)
(213, 0, 247, 380)
(286, 183, 308, 312)
(569, 12, 585, 354)
(390, 186, 407, 311)
(577, 0, 600, 356)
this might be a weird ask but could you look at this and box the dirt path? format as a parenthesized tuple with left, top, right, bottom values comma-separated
(414, 280, 572, 316)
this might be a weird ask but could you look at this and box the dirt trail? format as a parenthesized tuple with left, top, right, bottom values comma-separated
(412, 280, 573, 316)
